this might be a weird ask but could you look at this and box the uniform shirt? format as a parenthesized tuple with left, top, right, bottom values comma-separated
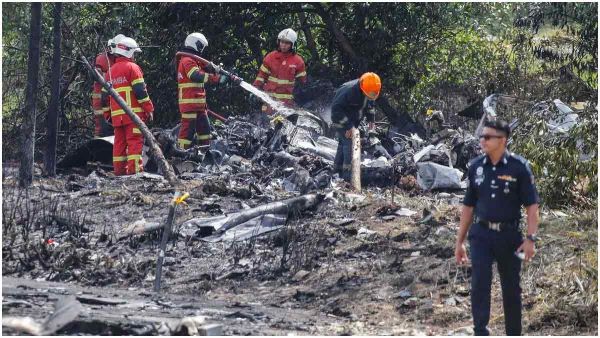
(253, 50, 307, 104)
(330, 79, 375, 130)
(101, 57, 154, 127)
(177, 54, 220, 113)
(93, 52, 113, 121)
(91, 81, 110, 120)
(464, 151, 540, 222)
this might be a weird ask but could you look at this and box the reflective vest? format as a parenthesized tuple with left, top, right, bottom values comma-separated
(105, 57, 154, 127)
(177, 56, 220, 114)
(253, 50, 307, 104)
(91, 82, 110, 120)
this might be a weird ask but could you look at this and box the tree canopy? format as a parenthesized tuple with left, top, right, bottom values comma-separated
(2, 2, 597, 158)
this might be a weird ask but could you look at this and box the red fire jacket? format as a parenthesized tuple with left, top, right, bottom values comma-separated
(253, 50, 307, 105)
(177, 56, 220, 114)
(102, 57, 154, 127)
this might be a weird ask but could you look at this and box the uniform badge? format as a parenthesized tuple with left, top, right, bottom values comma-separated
(475, 166, 484, 186)
(498, 175, 517, 182)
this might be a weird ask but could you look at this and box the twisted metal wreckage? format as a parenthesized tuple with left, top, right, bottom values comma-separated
(57, 93, 586, 244)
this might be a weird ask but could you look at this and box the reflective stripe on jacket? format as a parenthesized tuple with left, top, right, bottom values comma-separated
(92, 82, 110, 120)
(103, 57, 154, 127)
(253, 50, 307, 104)
(177, 55, 220, 113)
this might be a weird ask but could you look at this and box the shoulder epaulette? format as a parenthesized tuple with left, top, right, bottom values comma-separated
(508, 152, 528, 166)
(468, 154, 486, 168)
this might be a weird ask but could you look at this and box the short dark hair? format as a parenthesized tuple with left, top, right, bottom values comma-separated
(483, 119, 510, 138)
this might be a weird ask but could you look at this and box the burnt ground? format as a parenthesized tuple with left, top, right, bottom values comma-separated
(2, 164, 597, 335)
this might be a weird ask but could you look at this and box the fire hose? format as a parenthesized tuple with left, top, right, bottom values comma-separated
(175, 51, 243, 85)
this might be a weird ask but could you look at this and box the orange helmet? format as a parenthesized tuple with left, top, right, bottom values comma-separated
(359, 72, 381, 100)
(94, 52, 113, 73)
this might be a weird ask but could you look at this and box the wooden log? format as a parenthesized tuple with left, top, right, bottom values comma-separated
(154, 192, 181, 293)
(351, 128, 361, 191)
(117, 220, 162, 241)
(79, 55, 178, 186)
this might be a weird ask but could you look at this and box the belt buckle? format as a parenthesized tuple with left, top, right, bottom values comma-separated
(489, 222, 501, 232)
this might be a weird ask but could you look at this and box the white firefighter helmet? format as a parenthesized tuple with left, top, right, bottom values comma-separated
(277, 28, 297, 46)
(185, 32, 208, 53)
(113, 36, 141, 59)
(108, 34, 126, 54)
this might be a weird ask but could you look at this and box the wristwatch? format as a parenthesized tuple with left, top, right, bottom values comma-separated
(526, 234, 538, 242)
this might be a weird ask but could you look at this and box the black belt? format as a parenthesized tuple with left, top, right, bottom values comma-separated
(476, 218, 520, 232)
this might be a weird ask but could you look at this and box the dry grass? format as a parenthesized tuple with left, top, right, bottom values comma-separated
(522, 208, 598, 333)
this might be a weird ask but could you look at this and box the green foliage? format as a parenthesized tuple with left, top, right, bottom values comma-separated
(405, 28, 506, 113)
(513, 2, 598, 90)
(511, 104, 597, 208)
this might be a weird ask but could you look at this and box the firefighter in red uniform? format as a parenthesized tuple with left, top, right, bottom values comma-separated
(176, 33, 234, 150)
(91, 36, 124, 138)
(92, 52, 114, 137)
(253, 28, 307, 114)
(102, 36, 154, 175)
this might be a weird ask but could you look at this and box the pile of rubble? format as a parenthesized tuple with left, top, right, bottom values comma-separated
(59, 108, 481, 194)
(53, 94, 595, 249)
(4, 96, 596, 335)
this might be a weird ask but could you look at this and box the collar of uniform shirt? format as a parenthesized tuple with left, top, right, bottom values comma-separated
(482, 151, 509, 166)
